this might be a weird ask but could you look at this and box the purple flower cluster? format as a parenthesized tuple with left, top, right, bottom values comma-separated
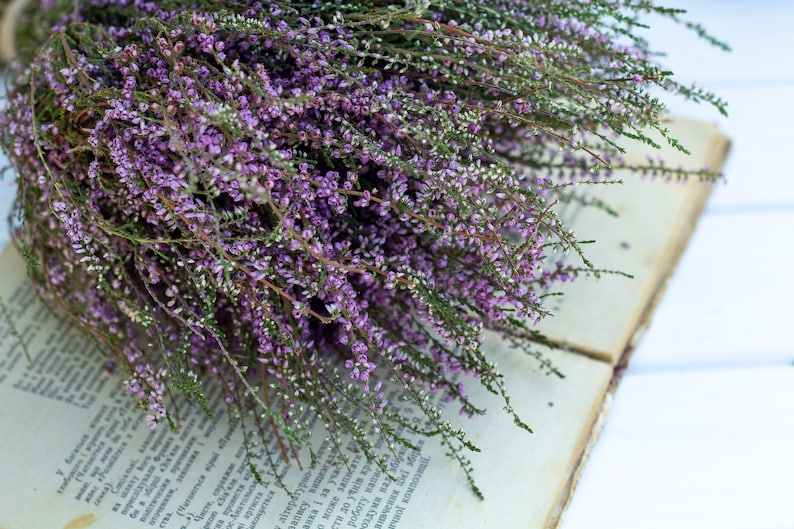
(1, 0, 726, 491)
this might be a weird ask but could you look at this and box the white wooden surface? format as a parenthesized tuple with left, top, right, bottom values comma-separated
(561, 2, 794, 528)
(0, 3, 791, 527)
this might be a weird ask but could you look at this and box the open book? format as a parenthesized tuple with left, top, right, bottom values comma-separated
(0, 118, 729, 529)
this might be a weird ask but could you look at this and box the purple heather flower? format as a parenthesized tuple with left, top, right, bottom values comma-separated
(0, 0, 726, 494)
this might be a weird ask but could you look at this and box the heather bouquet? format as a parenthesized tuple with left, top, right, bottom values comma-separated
(0, 0, 725, 496)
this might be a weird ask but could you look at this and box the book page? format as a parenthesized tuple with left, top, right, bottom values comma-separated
(537, 118, 731, 364)
(0, 118, 730, 529)
(0, 244, 611, 529)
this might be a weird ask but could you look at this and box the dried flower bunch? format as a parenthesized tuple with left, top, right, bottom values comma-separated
(0, 0, 725, 494)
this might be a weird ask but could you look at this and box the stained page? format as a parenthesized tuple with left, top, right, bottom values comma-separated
(537, 118, 731, 364)
(0, 117, 730, 529)
(0, 244, 611, 529)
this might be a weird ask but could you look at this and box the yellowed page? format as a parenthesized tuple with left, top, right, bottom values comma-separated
(538, 118, 731, 364)
(0, 244, 610, 529)
(0, 118, 730, 529)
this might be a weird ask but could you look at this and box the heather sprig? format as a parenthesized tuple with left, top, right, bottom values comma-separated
(0, 0, 725, 496)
